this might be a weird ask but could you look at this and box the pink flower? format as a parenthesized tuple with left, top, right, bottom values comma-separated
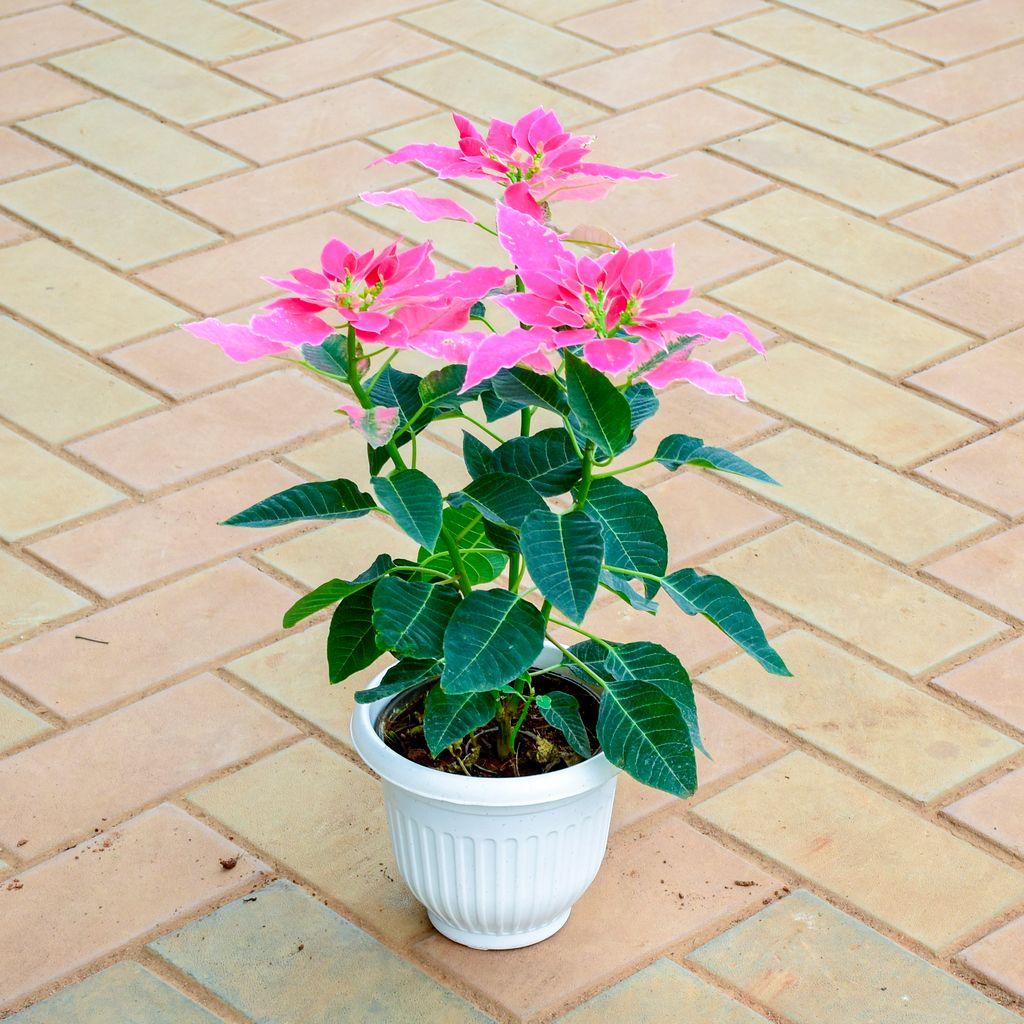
(372, 108, 666, 222)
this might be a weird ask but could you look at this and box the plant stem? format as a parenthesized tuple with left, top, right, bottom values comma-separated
(520, 407, 533, 436)
(592, 457, 655, 478)
(475, 221, 498, 236)
(572, 441, 596, 511)
(440, 529, 473, 596)
(458, 412, 506, 444)
(546, 635, 607, 689)
(346, 326, 408, 472)
(548, 617, 614, 648)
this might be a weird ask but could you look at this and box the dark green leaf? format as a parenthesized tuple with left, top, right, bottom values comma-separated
(469, 300, 487, 321)
(491, 367, 570, 416)
(481, 389, 522, 422)
(354, 658, 437, 704)
(564, 351, 632, 456)
(372, 470, 442, 550)
(521, 509, 603, 623)
(327, 588, 382, 683)
(448, 473, 546, 530)
(419, 365, 488, 412)
(372, 577, 460, 659)
(490, 429, 582, 497)
(624, 382, 659, 430)
(423, 685, 496, 756)
(370, 366, 428, 428)
(441, 589, 545, 693)
(417, 506, 507, 585)
(301, 333, 348, 378)
(598, 569, 658, 613)
(663, 569, 791, 676)
(482, 518, 521, 555)
(655, 434, 778, 485)
(282, 554, 394, 628)
(223, 479, 376, 528)
(463, 431, 494, 480)
(538, 690, 591, 758)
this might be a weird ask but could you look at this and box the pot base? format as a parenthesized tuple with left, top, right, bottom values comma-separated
(428, 908, 571, 950)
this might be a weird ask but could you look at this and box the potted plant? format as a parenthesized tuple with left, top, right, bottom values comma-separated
(184, 109, 789, 950)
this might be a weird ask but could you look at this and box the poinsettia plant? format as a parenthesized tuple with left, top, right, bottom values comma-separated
(185, 109, 790, 797)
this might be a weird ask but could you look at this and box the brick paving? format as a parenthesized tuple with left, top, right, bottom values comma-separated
(0, 1, 1022, 1021)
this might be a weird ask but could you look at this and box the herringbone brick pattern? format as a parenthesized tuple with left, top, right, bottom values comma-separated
(1, 1, 1023, 1021)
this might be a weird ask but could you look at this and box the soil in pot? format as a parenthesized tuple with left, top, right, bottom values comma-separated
(378, 670, 600, 779)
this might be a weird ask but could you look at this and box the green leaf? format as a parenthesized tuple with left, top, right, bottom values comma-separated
(580, 477, 667, 599)
(419, 365, 487, 412)
(469, 300, 487, 321)
(282, 554, 395, 628)
(372, 470, 442, 550)
(662, 569, 791, 676)
(538, 690, 591, 758)
(491, 367, 570, 416)
(655, 434, 778, 485)
(624, 382, 659, 430)
(564, 351, 632, 456)
(448, 473, 546, 530)
(490, 429, 582, 497)
(301, 333, 348, 377)
(327, 588, 382, 683)
(223, 479, 377, 528)
(354, 658, 437, 704)
(423, 685, 496, 756)
(463, 431, 494, 480)
(598, 569, 658, 613)
(348, 406, 401, 449)
(441, 589, 545, 693)
(417, 506, 507, 585)
(370, 366, 428, 428)
(481, 389, 522, 422)
(521, 509, 603, 623)
(372, 577, 461, 660)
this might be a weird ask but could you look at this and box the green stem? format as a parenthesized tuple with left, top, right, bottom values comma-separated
(520, 407, 533, 437)
(593, 457, 655, 478)
(507, 552, 522, 592)
(507, 694, 534, 750)
(572, 441, 596, 511)
(547, 635, 607, 689)
(346, 327, 408, 472)
(604, 564, 662, 583)
(475, 221, 498, 236)
(458, 412, 506, 444)
(548, 617, 614, 648)
(440, 529, 473, 597)
(363, 348, 398, 391)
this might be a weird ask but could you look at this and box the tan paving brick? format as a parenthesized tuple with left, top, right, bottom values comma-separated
(693, 752, 1024, 951)
(0, 424, 123, 542)
(713, 123, 950, 217)
(69, 370, 343, 492)
(0, 550, 89, 644)
(28, 461, 304, 598)
(926, 525, 1024, 620)
(0, 210, 30, 245)
(225, 21, 447, 99)
(713, 64, 937, 148)
(245, 0, 434, 36)
(708, 523, 1006, 674)
(415, 816, 777, 1020)
(880, 0, 1024, 62)
(0, 128, 63, 181)
(774, 0, 926, 29)
(550, 32, 768, 110)
(52, 38, 265, 126)
(933, 637, 1024, 732)
(886, 101, 1024, 186)
(945, 767, 1024, 857)
(730, 343, 981, 466)
(0, 65, 93, 124)
(197, 80, 436, 164)
(21, 99, 246, 192)
(79, 0, 286, 61)
(0, 318, 159, 443)
(0, 239, 184, 352)
(960, 916, 1024, 1000)
(563, 0, 768, 47)
(705, 630, 1018, 800)
(188, 738, 430, 944)
(903, 244, 1024, 339)
(0, 691, 49, 755)
(494, 0, 618, 19)
(715, 261, 970, 375)
(0, 674, 297, 861)
(0, 7, 119, 69)
(0, 804, 266, 1009)
(0, 165, 218, 270)
(0, 560, 295, 718)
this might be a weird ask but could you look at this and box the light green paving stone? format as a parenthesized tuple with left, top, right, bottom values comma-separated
(0, 166, 218, 271)
(775, 0, 926, 30)
(0, 549, 89, 643)
(556, 959, 766, 1023)
(0, 690, 49, 754)
(689, 890, 1020, 1024)
(52, 38, 264, 126)
(150, 879, 491, 1023)
(80, 0, 285, 61)
(21, 100, 246, 192)
(6, 962, 223, 1024)
(0, 240, 184, 351)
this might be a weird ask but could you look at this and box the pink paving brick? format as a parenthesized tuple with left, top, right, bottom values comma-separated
(926, 524, 1024, 620)
(0, 7, 119, 68)
(879, 0, 1024, 62)
(0, 127, 63, 180)
(944, 767, 1024, 857)
(960, 915, 1024, 1000)
(933, 637, 1024, 732)
(563, 0, 768, 47)
(0, 559, 296, 718)
(0, 65, 94, 123)
(246, 0, 431, 38)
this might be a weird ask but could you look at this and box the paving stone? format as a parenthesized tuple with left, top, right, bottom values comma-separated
(170, 140, 413, 234)
(733, 430, 994, 562)
(729, 343, 981, 467)
(557, 958, 766, 1024)
(225, 21, 447, 99)
(886, 101, 1024, 186)
(0, 551, 89, 645)
(0, 425, 124, 542)
(151, 879, 489, 1023)
(0, 239, 184, 352)
(690, 889, 1022, 1024)
(550, 32, 767, 109)
(0, 674, 298, 861)
(69, 371, 343, 492)
(946, 767, 1024, 857)
(6, 962, 223, 1024)
(21, 99, 246, 192)
(709, 523, 1006, 675)
(0, 128, 63, 181)
(933, 637, 1024, 732)
(714, 261, 969, 376)
(960, 916, 1024, 1000)
(79, 0, 285, 61)
(198, 79, 435, 164)
(712, 189, 959, 296)
(29, 461, 304, 598)
(774, 0, 925, 29)
(0, 65, 93, 124)
(0, 165, 218, 270)
(0, 690, 49, 755)
(917, 423, 1024, 516)
(705, 630, 1018, 801)
(713, 122, 949, 217)
(245, 0, 437, 36)
(0, 210, 30, 245)
(0, 804, 266, 1009)
(0, 560, 295, 718)
(0, 318, 159, 443)
(188, 739, 430, 943)
(0, 7, 119, 68)
(493, 0, 617, 19)
(903, 244, 1024, 340)
(563, 0, 767, 46)
(52, 38, 264, 126)
(713, 64, 937, 148)
(926, 525, 1024, 620)
(880, 0, 1024, 62)
(693, 752, 1024, 951)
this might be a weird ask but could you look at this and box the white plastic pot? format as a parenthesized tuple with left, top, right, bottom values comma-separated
(350, 643, 620, 949)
